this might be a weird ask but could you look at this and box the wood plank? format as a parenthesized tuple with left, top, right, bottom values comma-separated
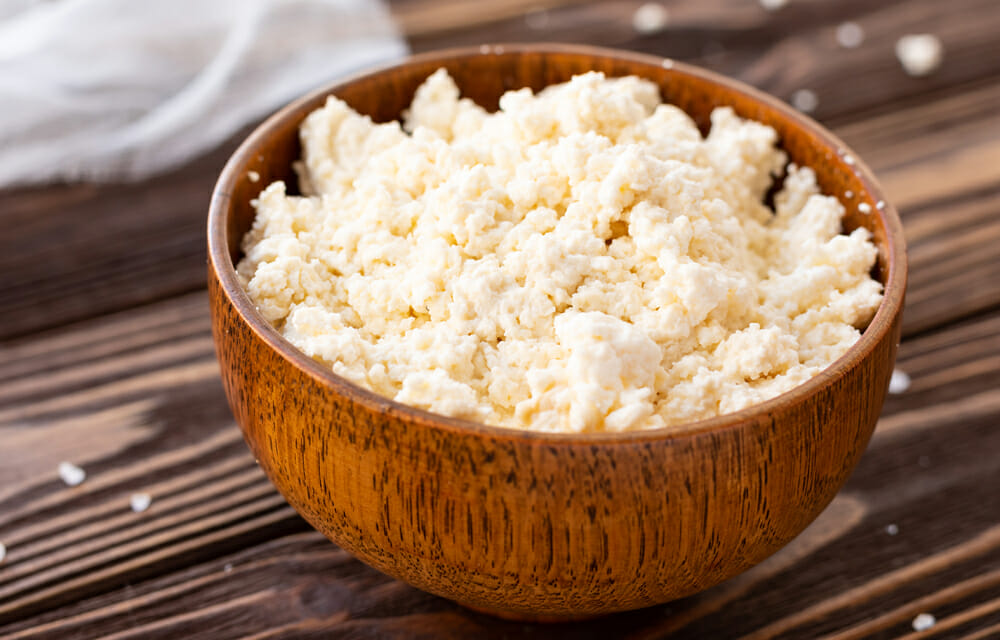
(1, 295, 998, 637)
(2, 83, 994, 342)
(0, 293, 308, 623)
(1, 0, 998, 341)
(835, 80, 1000, 336)
(399, 0, 1000, 124)
(0, 138, 240, 342)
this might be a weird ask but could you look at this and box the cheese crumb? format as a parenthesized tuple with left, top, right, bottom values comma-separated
(58, 461, 86, 487)
(632, 3, 669, 34)
(525, 8, 550, 30)
(759, 0, 788, 11)
(791, 89, 818, 113)
(835, 22, 865, 49)
(912, 613, 936, 631)
(886, 523, 899, 535)
(239, 70, 883, 432)
(130, 492, 152, 513)
(889, 369, 911, 394)
(896, 34, 943, 77)
(858, 202, 872, 214)
(247, 170, 260, 183)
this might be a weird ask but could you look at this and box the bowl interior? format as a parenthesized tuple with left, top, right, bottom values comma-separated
(211, 44, 905, 438)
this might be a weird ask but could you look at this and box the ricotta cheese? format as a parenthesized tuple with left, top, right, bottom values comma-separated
(238, 69, 883, 432)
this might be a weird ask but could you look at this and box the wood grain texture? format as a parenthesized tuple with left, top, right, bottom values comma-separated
(2, 0, 998, 635)
(206, 44, 905, 619)
(0, 294, 307, 624)
(1, 0, 997, 341)
(2, 306, 998, 637)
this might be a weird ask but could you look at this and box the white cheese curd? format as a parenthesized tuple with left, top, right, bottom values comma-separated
(896, 34, 943, 77)
(238, 69, 883, 432)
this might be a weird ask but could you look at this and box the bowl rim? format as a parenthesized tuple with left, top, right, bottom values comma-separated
(208, 42, 907, 444)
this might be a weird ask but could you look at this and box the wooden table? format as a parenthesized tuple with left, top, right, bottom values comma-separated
(2, 1, 998, 637)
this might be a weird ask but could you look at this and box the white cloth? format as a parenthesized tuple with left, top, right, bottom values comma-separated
(0, 0, 407, 186)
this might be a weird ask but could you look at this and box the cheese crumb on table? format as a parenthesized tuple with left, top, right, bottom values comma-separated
(791, 89, 818, 113)
(835, 22, 865, 49)
(889, 369, 911, 394)
(896, 34, 943, 77)
(58, 461, 86, 486)
(130, 492, 153, 513)
(239, 70, 883, 433)
(886, 523, 899, 535)
(524, 9, 550, 30)
(912, 612, 936, 631)
(632, 3, 669, 34)
(759, 0, 788, 11)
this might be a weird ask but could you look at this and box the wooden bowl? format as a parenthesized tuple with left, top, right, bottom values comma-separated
(207, 44, 906, 620)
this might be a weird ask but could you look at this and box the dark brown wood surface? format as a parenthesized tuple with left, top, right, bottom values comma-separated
(1, 0, 998, 637)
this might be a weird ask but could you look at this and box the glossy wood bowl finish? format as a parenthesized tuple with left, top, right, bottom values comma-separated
(207, 44, 906, 620)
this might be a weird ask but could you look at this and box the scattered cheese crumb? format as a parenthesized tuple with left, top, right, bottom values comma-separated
(661, 58, 675, 69)
(0, 541, 6, 563)
(479, 44, 491, 55)
(224, 563, 234, 573)
(247, 170, 260, 183)
(759, 0, 788, 11)
(835, 21, 865, 49)
(886, 523, 899, 535)
(130, 492, 152, 513)
(842, 153, 855, 166)
(858, 202, 872, 215)
(844, 189, 854, 199)
(896, 34, 943, 77)
(912, 612, 936, 631)
(58, 461, 86, 487)
(791, 89, 818, 113)
(889, 369, 911, 394)
(525, 8, 550, 30)
(632, 3, 669, 34)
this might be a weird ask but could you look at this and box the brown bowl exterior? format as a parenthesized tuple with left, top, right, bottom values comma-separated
(208, 45, 906, 619)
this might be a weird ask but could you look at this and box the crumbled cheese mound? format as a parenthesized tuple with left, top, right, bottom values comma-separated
(238, 70, 883, 432)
